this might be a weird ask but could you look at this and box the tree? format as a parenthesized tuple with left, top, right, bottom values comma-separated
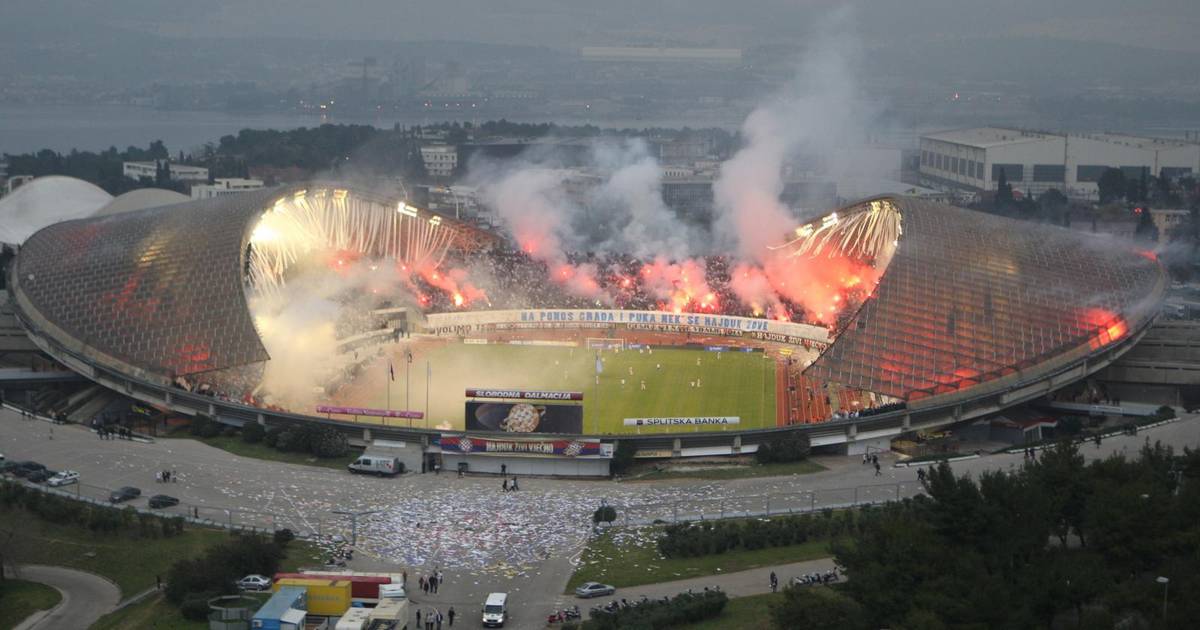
(771, 585, 868, 630)
(994, 168, 1015, 210)
(610, 440, 636, 476)
(1097, 168, 1126, 203)
(1135, 207, 1158, 242)
(592, 505, 616, 525)
(1038, 188, 1068, 221)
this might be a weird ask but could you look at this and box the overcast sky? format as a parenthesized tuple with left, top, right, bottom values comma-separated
(9, 0, 1200, 52)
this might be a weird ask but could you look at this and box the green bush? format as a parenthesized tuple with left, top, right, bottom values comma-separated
(756, 431, 811, 464)
(221, 425, 239, 438)
(189, 414, 212, 436)
(588, 589, 727, 629)
(241, 422, 266, 444)
(593, 505, 617, 525)
(165, 535, 285, 605)
(273, 528, 295, 547)
(308, 426, 348, 458)
(659, 514, 825, 558)
(263, 426, 284, 448)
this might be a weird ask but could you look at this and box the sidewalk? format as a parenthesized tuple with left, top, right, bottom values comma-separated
(553, 556, 838, 611)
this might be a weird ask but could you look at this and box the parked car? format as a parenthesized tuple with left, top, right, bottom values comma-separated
(575, 582, 616, 598)
(10, 462, 46, 478)
(27, 469, 55, 483)
(47, 471, 80, 487)
(237, 574, 272, 591)
(109, 486, 141, 503)
(148, 495, 179, 509)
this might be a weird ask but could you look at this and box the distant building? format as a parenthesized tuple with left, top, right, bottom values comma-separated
(1150, 208, 1192, 242)
(124, 161, 210, 183)
(4, 175, 35, 196)
(918, 127, 1200, 200)
(420, 145, 459, 178)
(190, 178, 264, 200)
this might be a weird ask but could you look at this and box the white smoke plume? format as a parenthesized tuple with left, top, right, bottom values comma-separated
(714, 8, 873, 261)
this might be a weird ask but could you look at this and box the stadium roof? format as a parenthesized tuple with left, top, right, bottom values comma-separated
(10, 187, 1165, 405)
(12, 184, 499, 378)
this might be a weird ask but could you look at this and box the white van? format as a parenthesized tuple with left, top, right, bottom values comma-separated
(482, 592, 508, 627)
(347, 455, 403, 476)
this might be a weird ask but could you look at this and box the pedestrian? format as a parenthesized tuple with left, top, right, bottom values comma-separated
(156, 575, 162, 590)
(862, 453, 868, 465)
(431, 573, 438, 594)
(448, 607, 455, 627)
(770, 571, 778, 592)
(419, 575, 426, 593)
(511, 476, 519, 491)
(437, 570, 444, 589)
(171, 469, 178, 482)
(502, 478, 509, 492)
(874, 461, 882, 477)
(872, 454, 879, 466)
(402, 570, 407, 586)
(416, 609, 421, 629)
(436, 609, 443, 630)
(501, 463, 507, 475)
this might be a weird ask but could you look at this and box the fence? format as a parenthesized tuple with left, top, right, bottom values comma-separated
(610, 481, 927, 527)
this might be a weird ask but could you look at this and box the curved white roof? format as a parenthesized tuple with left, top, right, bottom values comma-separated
(94, 188, 189, 217)
(0, 176, 113, 244)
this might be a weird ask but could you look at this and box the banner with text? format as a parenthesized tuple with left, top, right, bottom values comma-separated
(466, 388, 584, 401)
(623, 416, 741, 427)
(424, 309, 830, 346)
(439, 435, 609, 458)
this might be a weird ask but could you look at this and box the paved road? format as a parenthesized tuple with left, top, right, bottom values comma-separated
(568, 557, 838, 612)
(12, 565, 120, 630)
(2, 408, 1197, 630)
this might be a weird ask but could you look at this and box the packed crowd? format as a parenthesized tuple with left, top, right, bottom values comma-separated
(409, 247, 872, 328)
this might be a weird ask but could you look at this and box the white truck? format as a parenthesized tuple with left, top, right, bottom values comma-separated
(347, 455, 403, 476)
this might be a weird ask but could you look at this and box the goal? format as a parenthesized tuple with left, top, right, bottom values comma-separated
(586, 337, 625, 350)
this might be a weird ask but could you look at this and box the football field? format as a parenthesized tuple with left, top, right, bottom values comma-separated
(374, 342, 777, 435)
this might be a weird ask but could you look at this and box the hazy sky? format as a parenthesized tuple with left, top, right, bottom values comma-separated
(9, 0, 1200, 52)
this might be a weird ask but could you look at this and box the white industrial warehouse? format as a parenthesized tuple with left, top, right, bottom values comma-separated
(918, 127, 1200, 200)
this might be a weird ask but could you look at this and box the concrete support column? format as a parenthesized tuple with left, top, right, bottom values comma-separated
(902, 414, 912, 431)
(732, 435, 742, 454)
(672, 438, 682, 457)
(164, 390, 172, 406)
(363, 428, 372, 443)
(847, 423, 858, 439)
(257, 413, 266, 426)
(207, 403, 215, 417)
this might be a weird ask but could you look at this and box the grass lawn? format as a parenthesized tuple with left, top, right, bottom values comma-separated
(165, 432, 361, 471)
(90, 594, 207, 630)
(565, 527, 832, 592)
(627, 458, 825, 481)
(340, 343, 776, 435)
(676, 592, 781, 630)
(0, 579, 62, 630)
(0, 508, 318, 598)
(92, 592, 273, 630)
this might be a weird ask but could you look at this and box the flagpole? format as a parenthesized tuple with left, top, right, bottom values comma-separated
(425, 360, 431, 425)
(387, 362, 392, 411)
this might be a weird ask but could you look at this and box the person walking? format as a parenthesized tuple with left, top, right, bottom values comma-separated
(448, 607, 455, 627)
(416, 609, 421, 629)
(419, 575, 426, 594)
(502, 478, 508, 492)
(874, 461, 882, 477)
(436, 609, 443, 630)
(770, 571, 778, 593)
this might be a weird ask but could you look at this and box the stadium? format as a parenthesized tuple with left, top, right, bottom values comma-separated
(4, 182, 1166, 468)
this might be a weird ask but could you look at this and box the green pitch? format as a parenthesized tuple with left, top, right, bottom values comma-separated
(391, 343, 777, 435)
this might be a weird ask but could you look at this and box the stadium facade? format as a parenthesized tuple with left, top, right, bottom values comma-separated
(6, 183, 1166, 460)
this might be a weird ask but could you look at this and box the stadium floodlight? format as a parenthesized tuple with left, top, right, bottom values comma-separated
(332, 509, 382, 548)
